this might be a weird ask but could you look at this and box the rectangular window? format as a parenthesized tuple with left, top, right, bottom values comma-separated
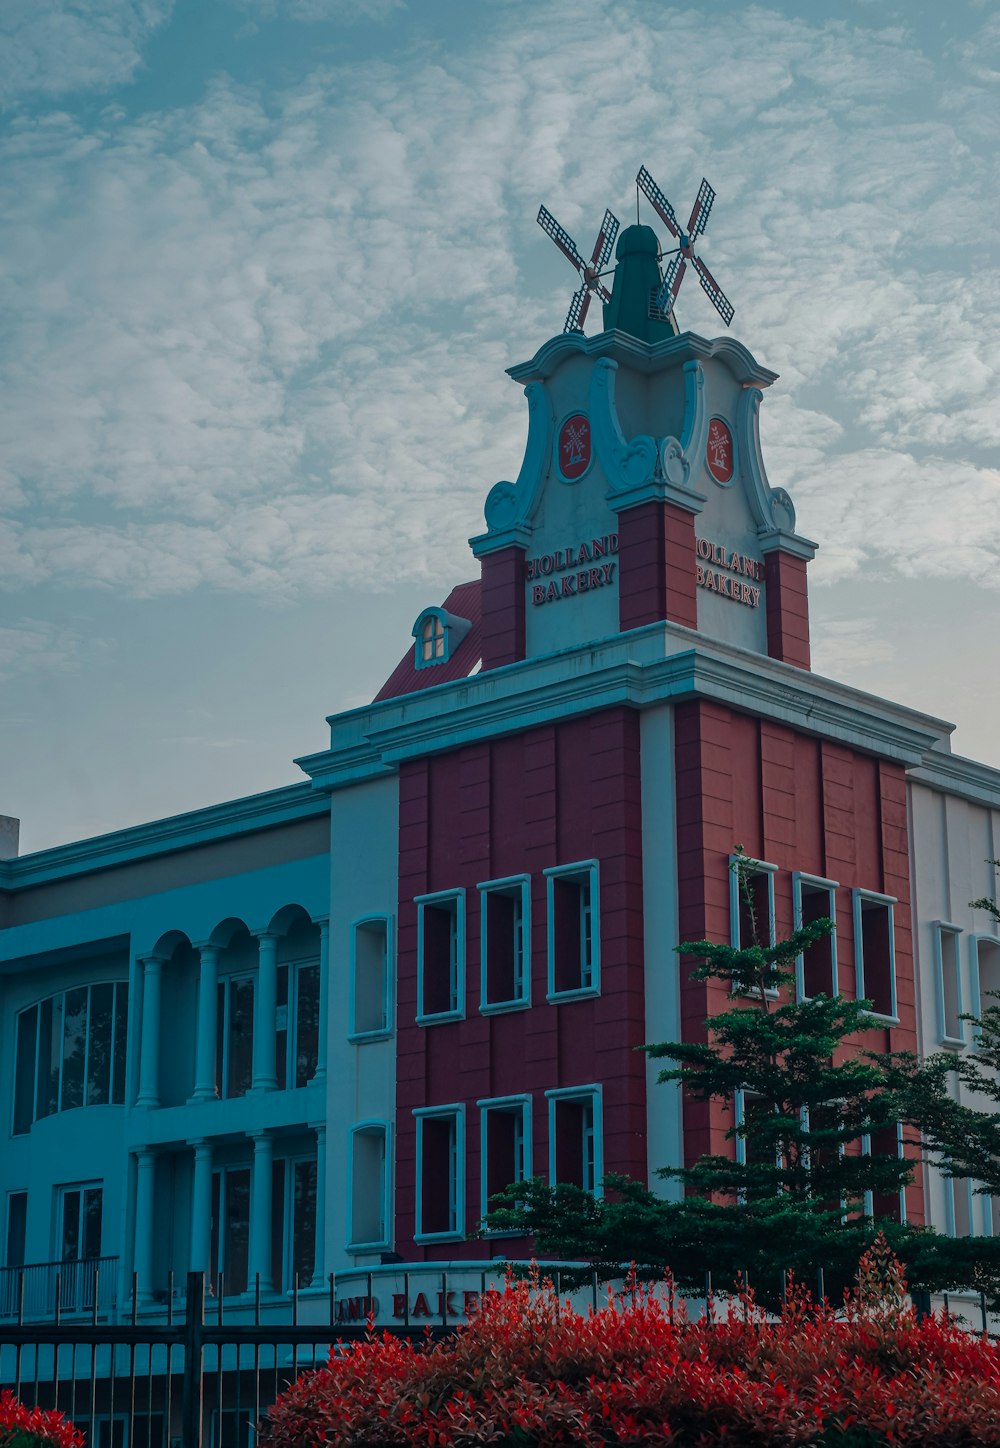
(479, 877, 530, 1011)
(350, 917, 392, 1038)
(416, 892, 464, 1022)
(349, 1123, 390, 1249)
(792, 874, 838, 999)
(268, 1158, 316, 1290)
(414, 1106, 464, 1240)
(479, 1096, 531, 1222)
(862, 1124, 906, 1223)
(210, 1166, 250, 1296)
(974, 937, 1000, 1022)
(57, 1183, 103, 1262)
(853, 891, 897, 1020)
(934, 923, 965, 1044)
(5, 1192, 27, 1268)
(13, 1006, 37, 1136)
(216, 976, 255, 1098)
(947, 1174, 974, 1238)
(730, 857, 777, 950)
(545, 862, 600, 999)
(546, 1086, 602, 1196)
(276, 960, 321, 1088)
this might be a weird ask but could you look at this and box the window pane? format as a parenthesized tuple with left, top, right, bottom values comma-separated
(940, 930, 962, 1038)
(227, 978, 254, 1098)
(60, 987, 88, 1112)
(861, 901, 894, 1016)
(111, 983, 128, 1106)
(270, 1160, 285, 1291)
(552, 876, 591, 994)
(37, 998, 59, 1120)
(61, 1190, 81, 1261)
(210, 1173, 222, 1295)
(554, 1098, 595, 1192)
(351, 1132, 386, 1245)
(292, 1159, 317, 1286)
(87, 983, 114, 1106)
(295, 964, 320, 1087)
(486, 1110, 524, 1200)
(82, 1188, 103, 1260)
(800, 886, 834, 998)
(421, 902, 458, 1016)
(275, 966, 288, 1091)
(5, 1193, 27, 1268)
(14, 1006, 37, 1135)
(421, 1116, 457, 1235)
(223, 1169, 250, 1295)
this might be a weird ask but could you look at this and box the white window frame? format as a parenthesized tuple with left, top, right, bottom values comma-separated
(933, 921, 966, 1046)
(852, 888, 899, 1023)
(478, 875, 531, 1013)
(276, 954, 322, 1087)
(944, 1171, 975, 1239)
(791, 871, 839, 1001)
(545, 1085, 603, 1197)
(348, 915, 394, 1042)
(346, 1120, 392, 1253)
(477, 1094, 532, 1227)
(413, 1104, 465, 1242)
(729, 856, 778, 950)
(277, 1152, 319, 1290)
(217, 970, 255, 1099)
(861, 1122, 906, 1223)
(544, 860, 600, 1002)
(970, 933, 1000, 1035)
(415, 890, 465, 1024)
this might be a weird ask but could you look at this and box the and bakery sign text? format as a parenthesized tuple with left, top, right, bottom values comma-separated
(695, 537, 764, 608)
(526, 533, 618, 605)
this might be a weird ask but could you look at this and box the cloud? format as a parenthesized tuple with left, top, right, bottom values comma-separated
(231, 0, 404, 21)
(0, 1, 173, 107)
(1, 1, 997, 600)
(0, 617, 106, 680)
(810, 617, 893, 677)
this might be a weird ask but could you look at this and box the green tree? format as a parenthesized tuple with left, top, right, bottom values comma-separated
(487, 850, 1000, 1295)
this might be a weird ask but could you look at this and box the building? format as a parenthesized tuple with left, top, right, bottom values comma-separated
(2, 208, 999, 1335)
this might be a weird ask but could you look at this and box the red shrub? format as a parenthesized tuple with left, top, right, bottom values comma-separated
(258, 1244, 1000, 1446)
(0, 1392, 83, 1448)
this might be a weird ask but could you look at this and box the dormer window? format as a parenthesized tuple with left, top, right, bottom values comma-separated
(412, 607, 472, 670)
(421, 614, 445, 663)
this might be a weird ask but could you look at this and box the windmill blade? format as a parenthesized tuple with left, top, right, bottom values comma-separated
(687, 178, 716, 242)
(537, 205, 587, 276)
(654, 254, 686, 314)
(564, 286, 592, 333)
(636, 165, 681, 239)
(693, 255, 734, 326)
(590, 208, 620, 272)
(595, 279, 613, 305)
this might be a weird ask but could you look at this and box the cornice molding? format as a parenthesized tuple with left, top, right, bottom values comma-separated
(298, 625, 953, 793)
(506, 328, 779, 387)
(908, 750, 1000, 810)
(0, 782, 327, 893)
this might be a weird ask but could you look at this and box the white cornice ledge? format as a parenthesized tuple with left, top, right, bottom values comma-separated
(0, 783, 327, 892)
(298, 626, 953, 792)
(908, 751, 1000, 809)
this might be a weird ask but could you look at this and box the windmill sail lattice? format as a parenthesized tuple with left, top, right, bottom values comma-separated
(537, 205, 620, 332)
(636, 166, 734, 327)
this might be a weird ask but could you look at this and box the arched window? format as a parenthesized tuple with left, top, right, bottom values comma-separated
(421, 614, 445, 663)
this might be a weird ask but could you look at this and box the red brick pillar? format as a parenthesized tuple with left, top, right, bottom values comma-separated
(479, 545, 526, 670)
(616, 501, 698, 631)
(763, 549, 810, 669)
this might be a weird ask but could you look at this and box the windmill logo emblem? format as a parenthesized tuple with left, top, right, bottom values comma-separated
(558, 413, 592, 480)
(706, 418, 734, 483)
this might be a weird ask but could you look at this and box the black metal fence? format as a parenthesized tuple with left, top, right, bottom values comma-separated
(0, 1269, 463, 1448)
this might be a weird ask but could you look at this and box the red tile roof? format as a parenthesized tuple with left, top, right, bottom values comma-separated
(373, 579, 482, 702)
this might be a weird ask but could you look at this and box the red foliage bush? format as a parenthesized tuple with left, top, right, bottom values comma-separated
(0, 1392, 83, 1448)
(258, 1242, 1000, 1446)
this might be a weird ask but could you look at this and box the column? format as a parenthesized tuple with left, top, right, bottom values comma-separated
(310, 918, 329, 1086)
(248, 1131, 274, 1294)
(252, 932, 278, 1092)
(190, 945, 219, 1103)
(134, 1148, 157, 1307)
(136, 957, 162, 1108)
(189, 1138, 214, 1276)
(310, 1121, 327, 1288)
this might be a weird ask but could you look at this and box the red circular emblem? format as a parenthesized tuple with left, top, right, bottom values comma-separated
(558, 413, 591, 481)
(706, 417, 734, 483)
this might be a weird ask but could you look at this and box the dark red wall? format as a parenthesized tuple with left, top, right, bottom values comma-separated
(674, 700, 923, 1224)
(764, 551, 811, 669)
(395, 706, 647, 1257)
(479, 547, 526, 670)
(617, 502, 698, 632)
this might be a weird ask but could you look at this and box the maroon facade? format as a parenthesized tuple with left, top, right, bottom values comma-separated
(617, 501, 698, 632)
(673, 700, 923, 1222)
(394, 707, 647, 1257)
(764, 551, 811, 669)
(479, 546, 526, 670)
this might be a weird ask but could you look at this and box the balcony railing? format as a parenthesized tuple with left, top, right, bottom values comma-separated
(0, 1256, 118, 1320)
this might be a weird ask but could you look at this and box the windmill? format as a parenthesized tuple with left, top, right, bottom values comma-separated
(636, 166, 734, 327)
(536, 205, 620, 332)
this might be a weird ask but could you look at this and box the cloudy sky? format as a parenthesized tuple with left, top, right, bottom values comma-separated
(2, 0, 998, 854)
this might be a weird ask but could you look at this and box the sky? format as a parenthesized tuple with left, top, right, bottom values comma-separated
(1, 0, 998, 856)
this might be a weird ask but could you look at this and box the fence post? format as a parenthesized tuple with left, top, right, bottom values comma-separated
(181, 1272, 205, 1448)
